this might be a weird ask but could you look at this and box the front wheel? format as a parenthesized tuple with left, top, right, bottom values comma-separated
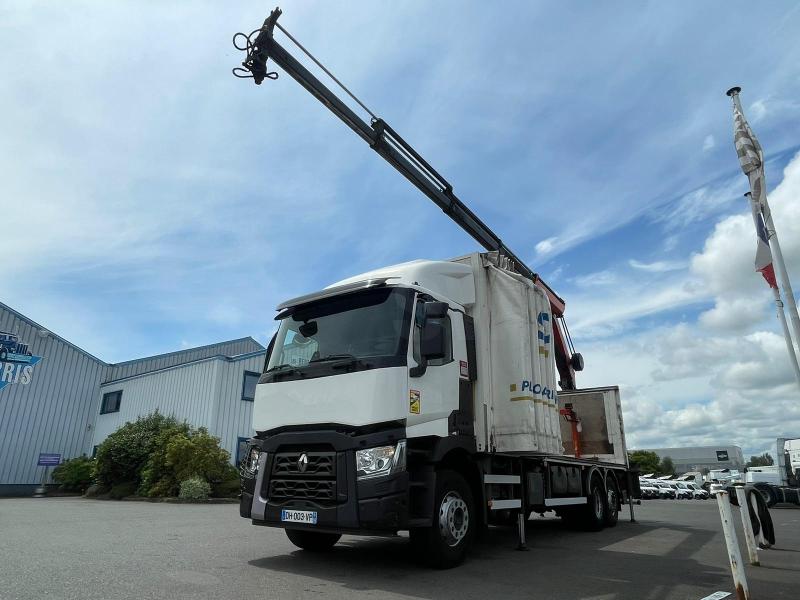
(410, 469, 475, 569)
(285, 529, 341, 551)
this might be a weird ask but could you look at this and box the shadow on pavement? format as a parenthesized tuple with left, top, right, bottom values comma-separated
(249, 518, 730, 600)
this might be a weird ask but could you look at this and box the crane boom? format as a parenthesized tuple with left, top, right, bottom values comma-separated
(233, 7, 583, 389)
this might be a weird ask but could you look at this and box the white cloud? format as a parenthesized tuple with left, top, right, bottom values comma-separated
(702, 134, 715, 152)
(572, 151, 800, 455)
(629, 259, 686, 273)
(572, 269, 618, 288)
(750, 99, 767, 122)
(535, 237, 558, 257)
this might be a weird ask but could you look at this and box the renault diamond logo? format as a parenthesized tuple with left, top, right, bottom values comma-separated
(298, 453, 309, 473)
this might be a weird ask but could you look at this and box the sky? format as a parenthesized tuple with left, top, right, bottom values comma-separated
(2, 1, 800, 458)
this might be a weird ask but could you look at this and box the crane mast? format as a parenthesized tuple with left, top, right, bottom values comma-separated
(233, 7, 583, 389)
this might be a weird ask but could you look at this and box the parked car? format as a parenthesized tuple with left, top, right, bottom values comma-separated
(654, 481, 676, 499)
(671, 482, 694, 500)
(639, 479, 660, 499)
(685, 482, 709, 500)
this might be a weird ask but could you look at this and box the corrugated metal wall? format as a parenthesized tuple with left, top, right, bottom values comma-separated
(107, 338, 262, 381)
(212, 353, 264, 463)
(0, 303, 109, 486)
(93, 352, 265, 464)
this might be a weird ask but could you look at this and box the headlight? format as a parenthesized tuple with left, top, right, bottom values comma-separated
(356, 440, 406, 481)
(242, 446, 262, 477)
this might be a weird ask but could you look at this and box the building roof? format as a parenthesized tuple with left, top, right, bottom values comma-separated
(0, 300, 265, 380)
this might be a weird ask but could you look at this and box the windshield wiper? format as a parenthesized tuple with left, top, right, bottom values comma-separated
(309, 354, 358, 363)
(309, 354, 373, 370)
(265, 363, 294, 373)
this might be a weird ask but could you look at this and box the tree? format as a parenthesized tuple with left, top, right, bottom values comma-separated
(659, 456, 676, 476)
(628, 450, 661, 474)
(746, 452, 774, 467)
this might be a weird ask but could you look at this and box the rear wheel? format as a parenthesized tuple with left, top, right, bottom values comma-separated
(285, 529, 341, 551)
(582, 475, 606, 531)
(604, 474, 619, 527)
(410, 469, 475, 569)
(754, 483, 777, 508)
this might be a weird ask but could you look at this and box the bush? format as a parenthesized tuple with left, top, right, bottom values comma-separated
(84, 484, 102, 498)
(52, 456, 95, 492)
(109, 481, 137, 500)
(95, 412, 237, 498)
(139, 426, 232, 498)
(138, 421, 193, 497)
(94, 412, 185, 489)
(212, 469, 241, 498)
(179, 476, 211, 500)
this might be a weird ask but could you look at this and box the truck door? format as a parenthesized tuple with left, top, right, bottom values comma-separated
(406, 297, 464, 438)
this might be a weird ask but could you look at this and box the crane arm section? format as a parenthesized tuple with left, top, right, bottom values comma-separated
(234, 8, 583, 389)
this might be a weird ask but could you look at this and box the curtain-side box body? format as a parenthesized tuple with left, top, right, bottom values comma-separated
(453, 253, 561, 454)
(453, 253, 627, 464)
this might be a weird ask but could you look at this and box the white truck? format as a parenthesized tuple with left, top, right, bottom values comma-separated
(749, 438, 800, 507)
(234, 8, 637, 568)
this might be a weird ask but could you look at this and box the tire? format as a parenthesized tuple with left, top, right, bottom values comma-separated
(581, 474, 606, 531)
(410, 469, 475, 569)
(753, 483, 778, 508)
(285, 529, 341, 552)
(604, 474, 619, 527)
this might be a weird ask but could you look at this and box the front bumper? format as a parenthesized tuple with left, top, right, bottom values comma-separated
(240, 426, 409, 534)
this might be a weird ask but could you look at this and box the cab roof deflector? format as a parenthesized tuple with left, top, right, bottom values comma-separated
(275, 278, 391, 311)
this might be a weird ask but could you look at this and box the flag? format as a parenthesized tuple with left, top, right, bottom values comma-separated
(748, 193, 777, 289)
(733, 101, 762, 175)
(732, 95, 770, 221)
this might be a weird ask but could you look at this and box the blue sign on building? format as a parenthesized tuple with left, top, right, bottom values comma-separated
(0, 331, 43, 392)
(37, 453, 61, 467)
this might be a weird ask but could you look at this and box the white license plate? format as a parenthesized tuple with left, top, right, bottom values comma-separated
(281, 509, 318, 524)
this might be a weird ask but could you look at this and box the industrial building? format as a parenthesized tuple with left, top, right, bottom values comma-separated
(642, 445, 745, 474)
(0, 301, 265, 495)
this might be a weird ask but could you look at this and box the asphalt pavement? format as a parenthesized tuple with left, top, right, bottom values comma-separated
(0, 497, 797, 600)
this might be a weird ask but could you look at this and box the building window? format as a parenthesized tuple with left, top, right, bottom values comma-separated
(100, 390, 122, 414)
(237, 437, 250, 465)
(241, 371, 259, 402)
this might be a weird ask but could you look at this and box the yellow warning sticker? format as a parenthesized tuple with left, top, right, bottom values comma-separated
(409, 390, 421, 414)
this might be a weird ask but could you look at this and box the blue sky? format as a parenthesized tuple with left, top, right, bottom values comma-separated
(2, 1, 800, 456)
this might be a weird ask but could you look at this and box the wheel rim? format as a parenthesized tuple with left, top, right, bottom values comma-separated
(607, 486, 618, 517)
(593, 488, 603, 517)
(438, 491, 469, 547)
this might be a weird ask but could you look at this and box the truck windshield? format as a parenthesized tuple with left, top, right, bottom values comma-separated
(263, 287, 413, 382)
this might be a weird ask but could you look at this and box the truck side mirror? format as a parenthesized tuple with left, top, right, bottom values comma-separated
(424, 301, 448, 319)
(410, 317, 448, 378)
(421, 320, 446, 360)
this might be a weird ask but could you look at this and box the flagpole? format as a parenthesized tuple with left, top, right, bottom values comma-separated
(728, 87, 800, 377)
(770, 285, 800, 387)
(750, 191, 800, 387)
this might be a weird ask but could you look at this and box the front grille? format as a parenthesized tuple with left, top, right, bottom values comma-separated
(269, 479, 336, 503)
(272, 452, 335, 477)
(267, 450, 339, 506)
